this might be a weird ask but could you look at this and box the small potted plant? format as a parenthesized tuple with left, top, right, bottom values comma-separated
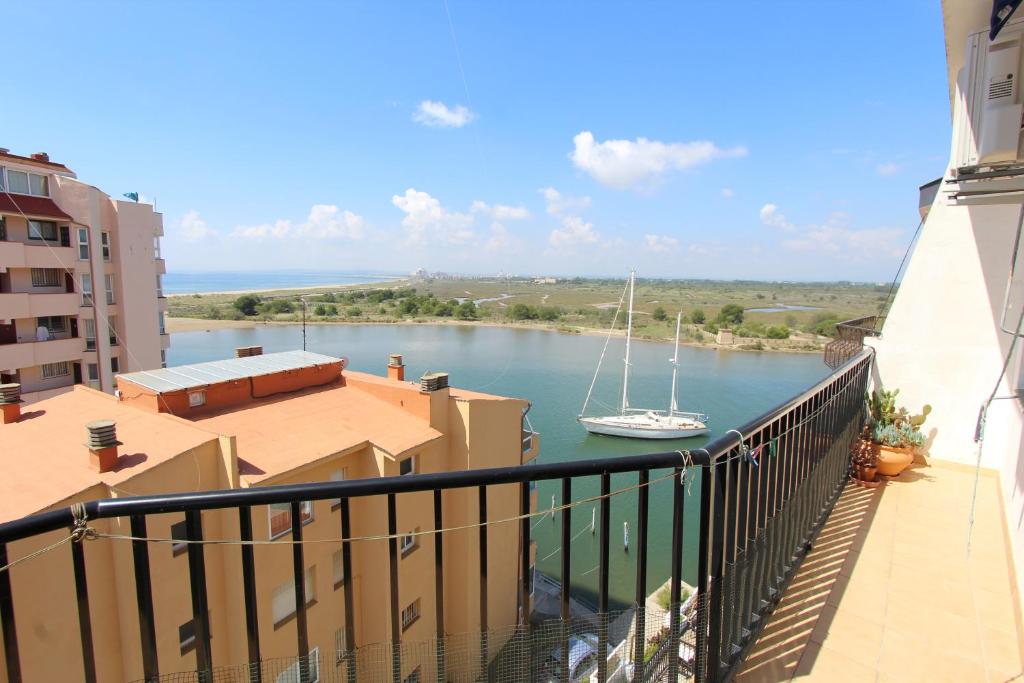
(851, 425, 882, 487)
(866, 389, 930, 478)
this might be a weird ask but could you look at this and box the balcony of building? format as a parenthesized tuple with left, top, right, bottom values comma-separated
(155, 256, 166, 275)
(736, 461, 1022, 682)
(0, 351, 891, 683)
(0, 334, 83, 371)
(0, 240, 78, 270)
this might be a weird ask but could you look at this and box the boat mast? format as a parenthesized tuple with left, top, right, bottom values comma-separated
(621, 270, 635, 414)
(669, 311, 681, 413)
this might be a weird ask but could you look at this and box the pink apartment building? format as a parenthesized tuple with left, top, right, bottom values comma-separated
(0, 149, 167, 403)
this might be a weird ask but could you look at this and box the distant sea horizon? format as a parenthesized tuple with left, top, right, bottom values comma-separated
(162, 270, 404, 295)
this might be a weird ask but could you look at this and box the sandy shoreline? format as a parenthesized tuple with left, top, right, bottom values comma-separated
(165, 317, 824, 354)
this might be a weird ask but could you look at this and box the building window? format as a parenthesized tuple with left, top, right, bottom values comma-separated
(101, 232, 111, 261)
(332, 550, 345, 589)
(87, 363, 98, 382)
(159, 312, 166, 335)
(171, 520, 188, 556)
(27, 220, 57, 241)
(188, 391, 205, 408)
(0, 216, 6, 241)
(41, 362, 69, 379)
(36, 316, 66, 334)
(154, 235, 161, 258)
(81, 274, 93, 306)
(178, 619, 197, 655)
(268, 501, 313, 539)
(330, 468, 347, 508)
(77, 228, 89, 260)
(0, 167, 4, 191)
(111, 356, 119, 374)
(402, 668, 421, 683)
(108, 318, 118, 346)
(105, 274, 115, 304)
(28, 173, 48, 197)
(271, 568, 316, 626)
(401, 529, 418, 557)
(160, 350, 167, 368)
(6, 170, 28, 195)
(29, 268, 59, 287)
(401, 599, 420, 632)
(399, 456, 416, 476)
(334, 627, 348, 663)
(84, 319, 96, 350)
(156, 274, 163, 297)
(275, 647, 319, 683)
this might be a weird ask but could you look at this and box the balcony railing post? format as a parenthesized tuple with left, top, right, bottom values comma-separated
(432, 490, 445, 683)
(597, 471, 610, 683)
(130, 515, 159, 682)
(290, 501, 310, 683)
(69, 538, 97, 683)
(560, 477, 571, 683)
(667, 466, 684, 683)
(477, 486, 488, 676)
(340, 498, 356, 683)
(519, 480, 532, 679)
(185, 510, 213, 681)
(632, 469, 649, 675)
(0, 543, 21, 683)
(237, 506, 262, 683)
(387, 493, 401, 683)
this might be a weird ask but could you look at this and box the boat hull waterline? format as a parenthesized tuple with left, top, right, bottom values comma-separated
(578, 414, 709, 439)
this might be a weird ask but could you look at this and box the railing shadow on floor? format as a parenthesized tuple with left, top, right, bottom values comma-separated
(734, 481, 884, 682)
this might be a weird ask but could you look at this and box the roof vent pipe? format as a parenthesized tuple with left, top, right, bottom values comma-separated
(0, 383, 22, 424)
(420, 372, 449, 393)
(86, 419, 121, 472)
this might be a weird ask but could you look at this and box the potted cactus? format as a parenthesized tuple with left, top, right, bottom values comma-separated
(866, 389, 930, 477)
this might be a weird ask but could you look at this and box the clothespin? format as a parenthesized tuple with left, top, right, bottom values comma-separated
(768, 438, 779, 457)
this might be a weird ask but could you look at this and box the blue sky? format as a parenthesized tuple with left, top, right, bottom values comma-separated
(2, 2, 948, 281)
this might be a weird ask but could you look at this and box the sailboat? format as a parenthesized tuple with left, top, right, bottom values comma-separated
(578, 270, 709, 439)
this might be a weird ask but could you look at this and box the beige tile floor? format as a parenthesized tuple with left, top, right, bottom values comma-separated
(736, 462, 1024, 683)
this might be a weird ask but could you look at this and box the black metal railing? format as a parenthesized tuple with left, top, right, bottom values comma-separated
(0, 352, 871, 683)
(823, 316, 879, 369)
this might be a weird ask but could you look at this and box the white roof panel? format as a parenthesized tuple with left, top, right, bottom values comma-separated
(119, 350, 342, 393)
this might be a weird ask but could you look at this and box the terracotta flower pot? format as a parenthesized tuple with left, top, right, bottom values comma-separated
(853, 464, 878, 482)
(876, 445, 914, 477)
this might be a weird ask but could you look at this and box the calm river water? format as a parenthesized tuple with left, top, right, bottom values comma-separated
(167, 323, 829, 607)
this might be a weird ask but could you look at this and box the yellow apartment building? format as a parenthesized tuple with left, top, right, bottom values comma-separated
(0, 148, 168, 404)
(0, 349, 538, 682)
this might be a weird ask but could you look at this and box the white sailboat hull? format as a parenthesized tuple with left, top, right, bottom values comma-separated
(579, 412, 709, 440)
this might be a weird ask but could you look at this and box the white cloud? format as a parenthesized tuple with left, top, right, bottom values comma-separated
(780, 211, 905, 259)
(392, 188, 476, 245)
(413, 100, 476, 128)
(549, 215, 599, 247)
(876, 162, 900, 177)
(539, 187, 591, 216)
(570, 131, 748, 189)
(470, 201, 530, 221)
(642, 234, 679, 253)
(232, 205, 365, 240)
(720, 187, 735, 198)
(759, 203, 796, 232)
(178, 210, 215, 242)
(484, 222, 523, 253)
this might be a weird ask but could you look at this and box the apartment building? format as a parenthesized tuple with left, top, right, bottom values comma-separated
(0, 149, 167, 403)
(0, 350, 539, 682)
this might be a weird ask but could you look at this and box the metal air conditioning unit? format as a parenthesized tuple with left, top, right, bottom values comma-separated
(948, 17, 1024, 204)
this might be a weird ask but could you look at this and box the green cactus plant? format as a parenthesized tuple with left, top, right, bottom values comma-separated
(866, 388, 929, 445)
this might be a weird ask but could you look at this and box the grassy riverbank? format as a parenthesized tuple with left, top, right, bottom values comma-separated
(167, 276, 885, 353)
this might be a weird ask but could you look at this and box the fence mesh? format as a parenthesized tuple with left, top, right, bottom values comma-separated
(131, 602, 698, 683)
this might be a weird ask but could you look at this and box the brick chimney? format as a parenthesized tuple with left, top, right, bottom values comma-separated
(86, 420, 121, 472)
(30, 152, 49, 162)
(387, 354, 405, 381)
(0, 384, 22, 424)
